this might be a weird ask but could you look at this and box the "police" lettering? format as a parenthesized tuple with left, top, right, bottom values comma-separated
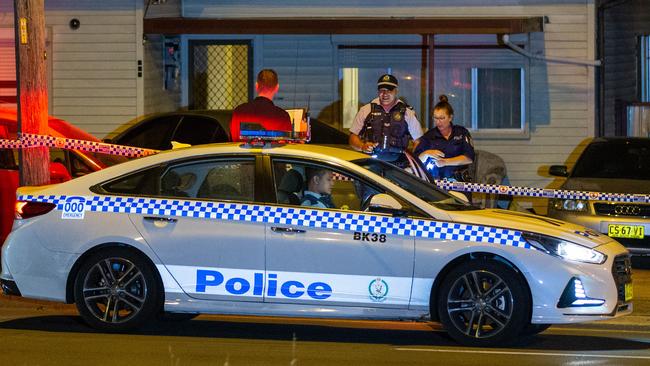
(195, 270, 332, 300)
(353, 232, 386, 243)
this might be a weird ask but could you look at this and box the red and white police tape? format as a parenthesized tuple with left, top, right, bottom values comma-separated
(2, 133, 649, 203)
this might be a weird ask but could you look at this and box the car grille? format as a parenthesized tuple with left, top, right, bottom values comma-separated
(594, 203, 650, 218)
(612, 254, 632, 303)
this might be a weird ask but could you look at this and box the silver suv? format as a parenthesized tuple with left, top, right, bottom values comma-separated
(548, 137, 650, 255)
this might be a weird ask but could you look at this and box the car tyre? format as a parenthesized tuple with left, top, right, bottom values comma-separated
(521, 323, 551, 336)
(437, 259, 529, 347)
(74, 247, 160, 331)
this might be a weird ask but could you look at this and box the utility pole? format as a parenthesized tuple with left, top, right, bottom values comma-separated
(15, 0, 49, 185)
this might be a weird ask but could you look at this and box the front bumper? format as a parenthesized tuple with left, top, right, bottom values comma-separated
(527, 241, 633, 324)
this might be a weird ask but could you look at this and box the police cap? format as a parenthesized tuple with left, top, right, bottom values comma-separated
(377, 74, 398, 90)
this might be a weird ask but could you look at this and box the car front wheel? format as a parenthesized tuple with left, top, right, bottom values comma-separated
(73, 247, 160, 331)
(437, 259, 529, 347)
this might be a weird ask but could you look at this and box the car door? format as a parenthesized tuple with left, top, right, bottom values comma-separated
(264, 157, 415, 308)
(124, 155, 266, 302)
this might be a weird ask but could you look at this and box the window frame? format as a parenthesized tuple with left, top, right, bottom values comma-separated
(335, 37, 530, 139)
(93, 154, 263, 202)
(266, 155, 430, 218)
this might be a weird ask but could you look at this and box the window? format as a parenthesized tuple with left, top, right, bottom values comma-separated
(118, 115, 180, 150)
(99, 167, 161, 196)
(272, 159, 381, 212)
(353, 158, 476, 211)
(338, 35, 528, 136)
(641, 35, 650, 103)
(0, 149, 17, 170)
(173, 115, 229, 146)
(193, 159, 255, 201)
(434, 36, 528, 134)
(99, 158, 256, 201)
(338, 41, 425, 129)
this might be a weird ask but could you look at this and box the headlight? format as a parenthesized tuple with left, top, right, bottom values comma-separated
(522, 232, 606, 264)
(551, 199, 588, 212)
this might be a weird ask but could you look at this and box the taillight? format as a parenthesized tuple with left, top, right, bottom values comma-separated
(15, 201, 56, 219)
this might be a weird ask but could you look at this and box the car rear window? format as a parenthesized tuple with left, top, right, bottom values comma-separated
(572, 140, 650, 180)
(173, 115, 228, 146)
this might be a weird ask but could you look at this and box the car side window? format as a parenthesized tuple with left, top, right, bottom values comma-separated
(174, 116, 229, 146)
(0, 149, 18, 170)
(99, 167, 161, 196)
(160, 158, 255, 202)
(271, 160, 381, 212)
(120, 115, 180, 150)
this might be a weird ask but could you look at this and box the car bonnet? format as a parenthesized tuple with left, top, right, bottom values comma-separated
(446, 208, 613, 248)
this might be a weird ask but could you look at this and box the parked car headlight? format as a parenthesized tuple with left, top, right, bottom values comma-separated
(551, 199, 588, 212)
(522, 232, 606, 264)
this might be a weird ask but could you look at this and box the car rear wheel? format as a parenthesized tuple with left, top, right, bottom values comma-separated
(437, 259, 529, 347)
(74, 247, 160, 331)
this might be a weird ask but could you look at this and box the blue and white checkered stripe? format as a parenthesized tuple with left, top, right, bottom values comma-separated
(20, 194, 531, 250)
(434, 180, 650, 203)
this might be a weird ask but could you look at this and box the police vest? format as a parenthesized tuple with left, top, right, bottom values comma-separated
(301, 193, 335, 208)
(361, 103, 411, 150)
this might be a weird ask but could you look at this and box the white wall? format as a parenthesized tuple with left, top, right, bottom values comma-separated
(183, 1, 597, 213)
(3, 0, 597, 214)
(45, 1, 141, 138)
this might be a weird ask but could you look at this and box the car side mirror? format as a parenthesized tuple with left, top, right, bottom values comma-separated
(549, 165, 569, 177)
(49, 162, 72, 183)
(368, 194, 407, 216)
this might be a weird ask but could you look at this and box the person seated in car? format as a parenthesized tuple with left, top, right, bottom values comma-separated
(301, 167, 335, 209)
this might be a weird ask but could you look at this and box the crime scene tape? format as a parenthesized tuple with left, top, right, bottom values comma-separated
(2, 133, 649, 203)
(433, 179, 650, 203)
(0, 133, 158, 158)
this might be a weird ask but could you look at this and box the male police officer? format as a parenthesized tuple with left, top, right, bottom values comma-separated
(230, 69, 292, 142)
(348, 74, 423, 162)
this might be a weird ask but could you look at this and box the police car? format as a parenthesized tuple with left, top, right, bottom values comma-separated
(1, 142, 632, 347)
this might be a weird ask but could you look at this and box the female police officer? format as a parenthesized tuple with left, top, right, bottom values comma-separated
(414, 95, 475, 181)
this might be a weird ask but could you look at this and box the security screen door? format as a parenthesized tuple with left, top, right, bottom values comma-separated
(188, 40, 253, 110)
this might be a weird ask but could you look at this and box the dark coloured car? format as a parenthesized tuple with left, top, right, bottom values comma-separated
(547, 137, 650, 255)
(107, 110, 348, 150)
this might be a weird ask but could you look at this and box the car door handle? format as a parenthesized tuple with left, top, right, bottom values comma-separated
(271, 227, 306, 234)
(144, 216, 178, 223)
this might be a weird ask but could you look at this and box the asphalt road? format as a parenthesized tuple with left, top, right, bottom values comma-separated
(1, 268, 650, 366)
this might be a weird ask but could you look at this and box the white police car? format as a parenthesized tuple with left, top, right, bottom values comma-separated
(1, 142, 632, 347)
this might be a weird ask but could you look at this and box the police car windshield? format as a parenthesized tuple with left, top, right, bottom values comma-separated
(353, 159, 474, 210)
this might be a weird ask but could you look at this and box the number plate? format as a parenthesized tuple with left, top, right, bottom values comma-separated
(625, 283, 633, 302)
(608, 224, 645, 239)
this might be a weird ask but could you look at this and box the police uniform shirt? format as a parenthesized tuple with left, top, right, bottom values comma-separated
(349, 98, 423, 141)
(414, 124, 475, 179)
(230, 96, 293, 142)
(301, 191, 335, 209)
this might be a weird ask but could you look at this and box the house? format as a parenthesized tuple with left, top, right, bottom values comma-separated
(1, 0, 647, 213)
